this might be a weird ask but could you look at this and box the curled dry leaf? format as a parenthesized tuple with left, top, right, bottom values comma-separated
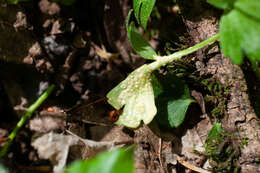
(32, 132, 79, 172)
(32, 132, 132, 172)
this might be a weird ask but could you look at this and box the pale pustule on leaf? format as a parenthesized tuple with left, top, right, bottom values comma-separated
(107, 64, 157, 128)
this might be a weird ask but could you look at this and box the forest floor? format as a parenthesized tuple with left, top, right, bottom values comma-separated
(0, 0, 259, 173)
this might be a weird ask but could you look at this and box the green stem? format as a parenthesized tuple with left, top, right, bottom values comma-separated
(0, 84, 55, 159)
(149, 34, 219, 70)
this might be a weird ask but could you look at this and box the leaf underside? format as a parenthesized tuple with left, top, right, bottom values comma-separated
(107, 65, 157, 128)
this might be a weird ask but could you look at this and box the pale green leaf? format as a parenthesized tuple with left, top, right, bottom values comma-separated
(116, 79, 156, 127)
(107, 64, 157, 128)
(64, 147, 134, 173)
(133, 0, 156, 29)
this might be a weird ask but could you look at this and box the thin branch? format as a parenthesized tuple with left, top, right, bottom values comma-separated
(177, 155, 211, 173)
(0, 84, 55, 159)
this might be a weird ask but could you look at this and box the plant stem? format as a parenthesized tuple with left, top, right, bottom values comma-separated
(149, 34, 219, 70)
(0, 84, 55, 159)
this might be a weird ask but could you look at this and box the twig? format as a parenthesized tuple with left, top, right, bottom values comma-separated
(177, 155, 211, 173)
(158, 138, 168, 173)
(0, 84, 55, 159)
(66, 129, 134, 147)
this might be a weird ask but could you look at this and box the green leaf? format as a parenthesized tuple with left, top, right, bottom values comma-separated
(64, 147, 134, 173)
(207, 0, 235, 10)
(126, 10, 157, 60)
(167, 99, 193, 127)
(235, 1, 260, 21)
(220, 8, 260, 64)
(133, 0, 156, 29)
(64, 160, 88, 173)
(205, 123, 223, 153)
(219, 11, 243, 65)
(214, 0, 260, 65)
(234, 9, 260, 62)
(206, 123, 222, 141)
(153, 73, 193, 128)
(107, 64, 157, 128)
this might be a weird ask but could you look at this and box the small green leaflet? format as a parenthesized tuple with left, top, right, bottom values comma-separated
(133, 0, 156, 29)
(63, 147, 134, 173)
(205, 123, 223, 154)
(107, 64, 157, 128)
(206, 123, 222, 142)
(209, 0, 260, 65)
(126, 10, 157, 60)
(152, 73, 194, 128)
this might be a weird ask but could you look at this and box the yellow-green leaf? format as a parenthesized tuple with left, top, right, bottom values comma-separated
(107, 64, 157, 128)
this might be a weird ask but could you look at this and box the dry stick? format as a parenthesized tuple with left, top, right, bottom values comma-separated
(177, 155, 211, 173)
(158, 138, 167, 173)
(66, 129, 134, 146)
(0, 84, 55, 159)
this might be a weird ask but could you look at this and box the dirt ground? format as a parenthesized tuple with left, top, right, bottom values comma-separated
(0, 0, 259, 172)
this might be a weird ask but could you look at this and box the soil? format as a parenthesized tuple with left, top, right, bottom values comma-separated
(0, 0, 259, 173)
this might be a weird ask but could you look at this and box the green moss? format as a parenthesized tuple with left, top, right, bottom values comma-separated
(201, 78, 230, 119)
(202, 128, 241, 173)
(240, 136, 248, 148)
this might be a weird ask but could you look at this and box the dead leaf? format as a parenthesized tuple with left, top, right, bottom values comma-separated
(32, 132, 79, 172)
